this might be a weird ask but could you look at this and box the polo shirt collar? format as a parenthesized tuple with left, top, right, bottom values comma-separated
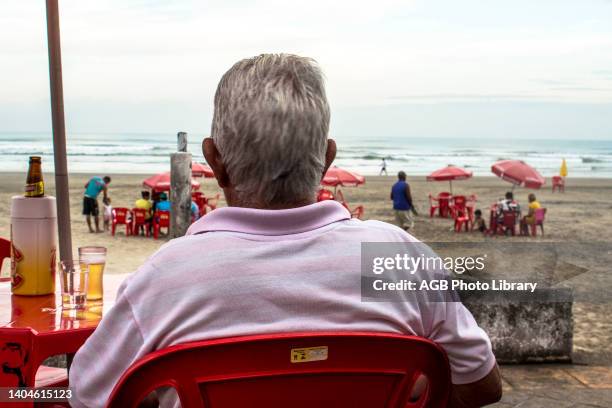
(186, 200, 351, 236)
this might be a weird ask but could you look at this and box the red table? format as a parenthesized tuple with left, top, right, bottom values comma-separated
(0, 274, 127, 394)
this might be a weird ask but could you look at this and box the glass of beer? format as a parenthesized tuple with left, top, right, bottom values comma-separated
(78, 246, 106, 301)
(59, 260, 88, 310)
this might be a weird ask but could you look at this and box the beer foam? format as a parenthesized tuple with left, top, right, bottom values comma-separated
(80, 255, 106, 264)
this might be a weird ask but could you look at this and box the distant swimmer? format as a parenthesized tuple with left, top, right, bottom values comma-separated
(379, 157, 388, 176)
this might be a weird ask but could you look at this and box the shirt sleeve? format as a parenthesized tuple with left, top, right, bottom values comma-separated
(69, 279, 146, 408)
(427, 300, 497, 385)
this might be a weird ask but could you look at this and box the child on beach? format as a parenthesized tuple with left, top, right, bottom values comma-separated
(103, 197, 112, 232)
(473, 209, 487, 233)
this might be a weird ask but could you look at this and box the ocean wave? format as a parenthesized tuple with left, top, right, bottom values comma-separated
(582, 157, 607, 163)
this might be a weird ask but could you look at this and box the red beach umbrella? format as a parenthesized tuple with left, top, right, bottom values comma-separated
(322, 166, 366, 187)
(427, 165, 473, 194)
(191, 162, 214, 178)
(491, 160, 545, 189)
(143, 172, 201, 193)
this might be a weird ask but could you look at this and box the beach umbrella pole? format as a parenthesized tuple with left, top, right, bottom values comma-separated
(46, 0, 72, 262)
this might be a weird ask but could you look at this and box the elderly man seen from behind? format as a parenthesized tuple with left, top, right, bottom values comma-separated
(69, 54, 502, 408)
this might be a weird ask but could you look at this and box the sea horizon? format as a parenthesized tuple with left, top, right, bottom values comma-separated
(1, 132, 611, 178)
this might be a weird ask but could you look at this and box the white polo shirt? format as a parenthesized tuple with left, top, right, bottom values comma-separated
(69, 200, 495, 407)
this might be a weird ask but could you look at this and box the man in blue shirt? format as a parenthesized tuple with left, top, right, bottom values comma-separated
(155, 193, 171, 212)
(390, 171, 414, 231)
(83, 176, 111, 233)
(155, 193, 200, 222)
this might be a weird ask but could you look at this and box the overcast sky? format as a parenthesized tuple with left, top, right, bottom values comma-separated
(1, 0, 611, 140)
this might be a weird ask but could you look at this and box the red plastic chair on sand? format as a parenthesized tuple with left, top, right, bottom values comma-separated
(317, 188, 335, 202)
(531, 208, 547, 236)
(0, 237, 10, 282)
(429, 192, 451, 218)
(454, 207, 472, 233)
(106, 332, 451, 408)
(111, 208, 132, 236)
(466, 194, 477, 218)
(495, 211, 517, 236)
(450, 195, 466, 219)
(131, 208, 151, 237)
(153, 211, 171, 239)
(552, 176, 565, 193)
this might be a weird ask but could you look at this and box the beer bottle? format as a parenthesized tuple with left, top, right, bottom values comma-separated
(25, 156, 45, 197)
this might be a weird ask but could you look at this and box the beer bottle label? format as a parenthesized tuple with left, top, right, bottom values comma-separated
(25, 181, 44, 197)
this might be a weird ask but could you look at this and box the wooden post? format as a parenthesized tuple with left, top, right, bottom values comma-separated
(46, 0, 72, 262)
(170, 150, 192, 238)
(177, 132, 188, 152)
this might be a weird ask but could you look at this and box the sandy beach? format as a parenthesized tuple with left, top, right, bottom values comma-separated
(0, 172, 611, 365)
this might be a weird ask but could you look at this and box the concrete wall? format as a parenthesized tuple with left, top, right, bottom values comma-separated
(461, 288, 573, 363)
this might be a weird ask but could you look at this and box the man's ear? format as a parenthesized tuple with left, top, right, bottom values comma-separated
(203, 138, 231, 188)
(322, 139, 337, 176)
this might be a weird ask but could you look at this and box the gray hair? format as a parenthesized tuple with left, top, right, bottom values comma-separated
(211, 54, 330, 207)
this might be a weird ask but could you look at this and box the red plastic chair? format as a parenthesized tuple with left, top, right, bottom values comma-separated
(131, 208, 151, 237)
(531, 208, 547, 236)
(317, 188, 335, 202)
(495, 211, 517, 236)
(428, 194, 439, 218)
(106, 332, 450, 408)
(552, 176, 565, 193)
(454, 207, 472, 233)
(0, 237, 11, 282)
(450, 195, 466, 219)
(153, 211, 171, 239)
(0, 328, 70, 399)
(430, 192, 451, 218)
(111, 208, 132, 236)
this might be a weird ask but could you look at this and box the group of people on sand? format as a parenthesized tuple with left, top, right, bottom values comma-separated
(82, 177, 203, 235)
(472, 191, 542, 235)
(389, 171, 542, 235)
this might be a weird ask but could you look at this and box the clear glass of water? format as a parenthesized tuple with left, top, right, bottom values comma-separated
(59, 260, 88, 310)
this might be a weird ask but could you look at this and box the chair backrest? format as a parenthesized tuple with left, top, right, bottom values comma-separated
(438, 192, 451, 199)
(156, 210, 171, 228)
(452, 195, 466, 209)
(191, 191, 203, 200)
(112, 208, 130, 223)
(106, 332, 451, 408)
(503, 211, 516, 227)
(534, 208, 546, 223)
(132, 208, 147, 224)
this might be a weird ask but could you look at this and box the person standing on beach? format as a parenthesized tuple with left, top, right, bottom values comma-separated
(390, 171, 414, 231)
(379, 157, 388, 175)
(83, 176, 111, 233)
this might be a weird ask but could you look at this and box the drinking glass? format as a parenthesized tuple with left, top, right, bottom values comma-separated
(79, 246, 106, 301)
(59, 260, 88, 310)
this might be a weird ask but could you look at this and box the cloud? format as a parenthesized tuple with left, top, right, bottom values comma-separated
(1, 0, 611, 134)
